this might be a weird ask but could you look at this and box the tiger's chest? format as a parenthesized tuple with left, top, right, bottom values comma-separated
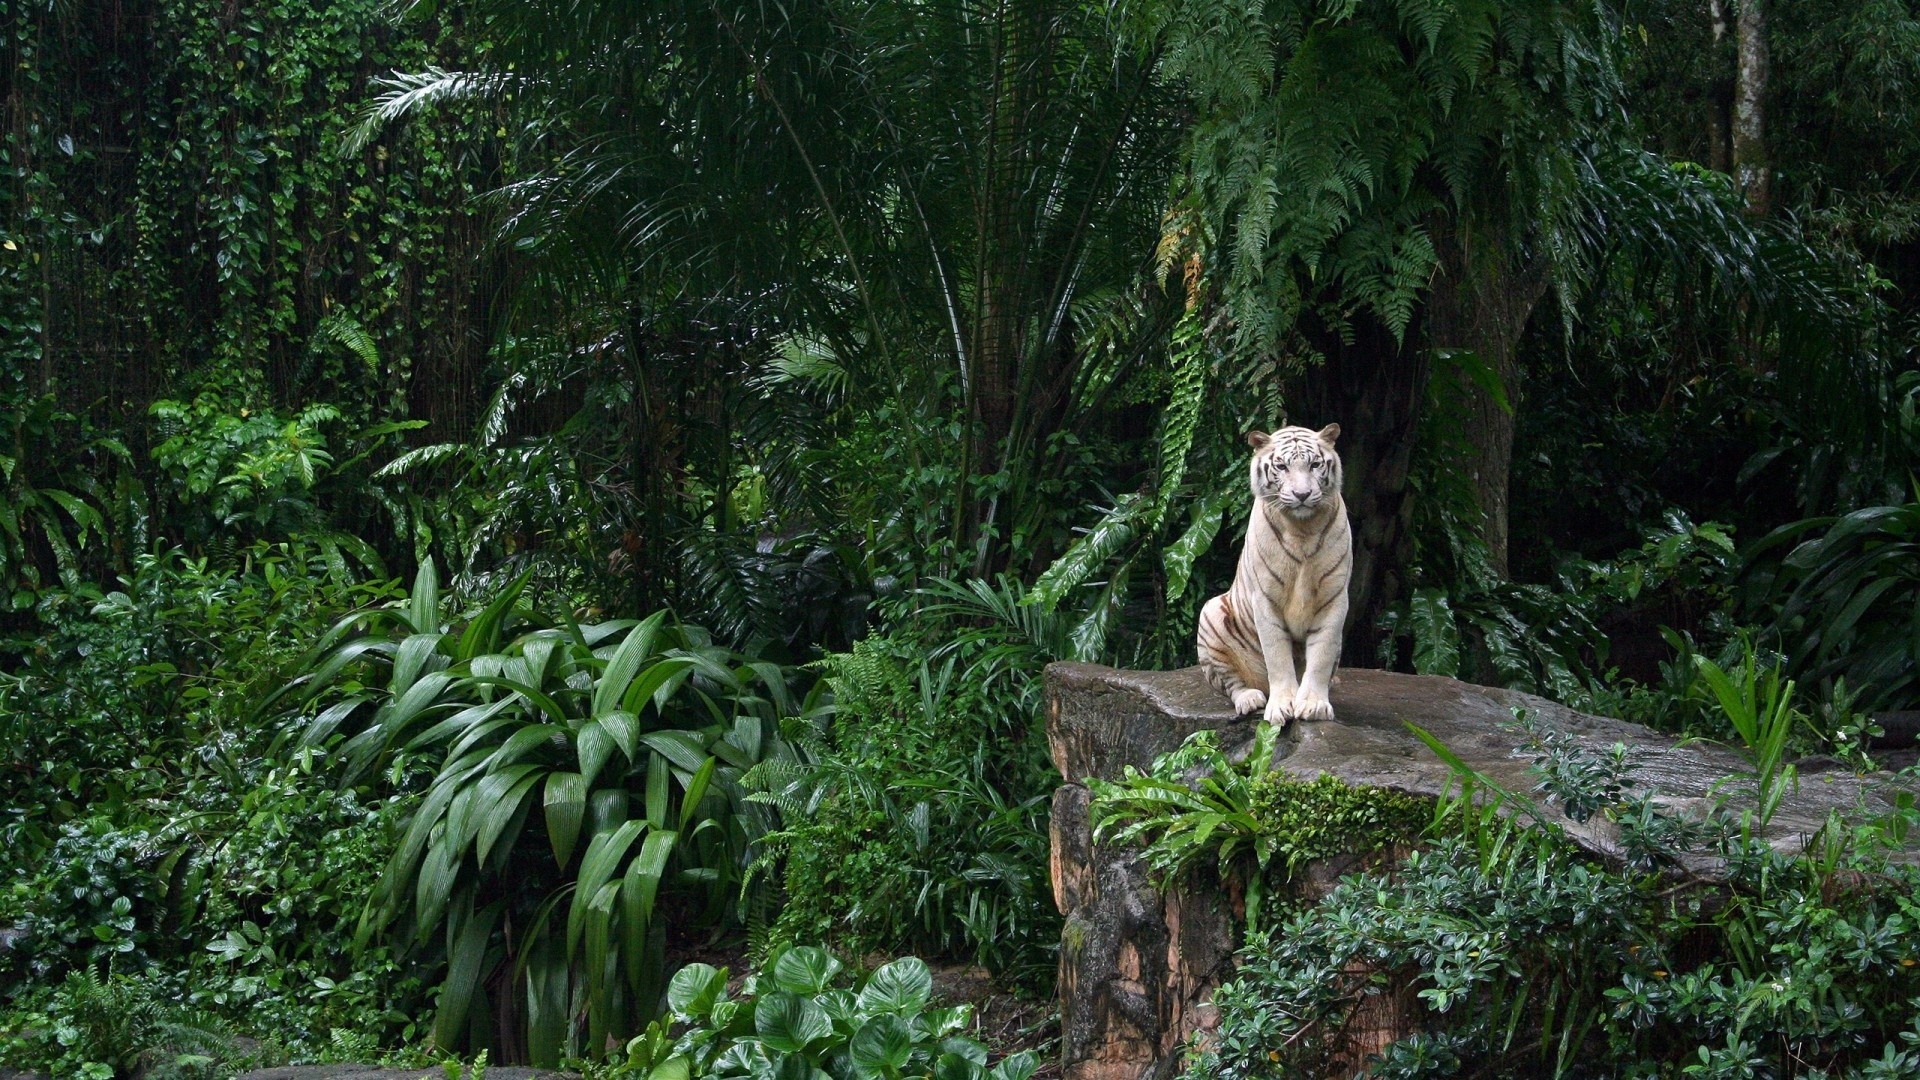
(1250, 513, 1346, 632)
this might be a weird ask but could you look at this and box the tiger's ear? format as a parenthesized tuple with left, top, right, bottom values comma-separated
(1317, 423, 1341, 445)
(1246, 430, 1271, 450)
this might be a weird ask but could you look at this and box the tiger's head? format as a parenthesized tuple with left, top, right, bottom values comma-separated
(1247, 423, 1342, 518)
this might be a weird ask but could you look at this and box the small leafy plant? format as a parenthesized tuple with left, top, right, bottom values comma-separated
(614, 948, 1037, 1080)
(1089, 724, 1428, 932)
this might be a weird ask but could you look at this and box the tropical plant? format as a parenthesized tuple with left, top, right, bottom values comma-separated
(267, 562, 818, 1062)
(614, 950, 1038, 1080)
(350, 0, 1187, 581)
(1189, 709, 1920, 1079)
(0, 397, 127, 609)
(1089, 724, 1428, 933)
(1739, 494, 1920, 713)
(745, 633, 1059, 987)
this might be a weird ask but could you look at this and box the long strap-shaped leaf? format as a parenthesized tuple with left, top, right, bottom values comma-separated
(567, 819, 649, 961)
(622, 829, 677, 999)
(595, 611, 669, 717)
(431, 897, 501, 1052)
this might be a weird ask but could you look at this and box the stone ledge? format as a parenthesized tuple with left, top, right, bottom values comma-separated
(0, 1060, 573, 1080)
(1045, 662, 1920, 1080)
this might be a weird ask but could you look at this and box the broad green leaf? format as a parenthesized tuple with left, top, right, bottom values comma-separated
(641, 729, 711, 773)
(391, 632, 447, 697)
(577, 719, 616, 787)
(849, 1013, 915, 1079)
(409, 557, 440, 635)
(934, 1052, 984, 1080)
(413, 836, 462, 939)
(650, 1057, 692, 1080)
(667, 963, 728, 1021)
(464, 675, 572, 727)
(595, 611, 668, 717)
(623, 657, 697, 715)
(597, 709, 641, 760)
(990, 1051, 1039, 1080)
(772, 946, 842, 996)
(456, 568, 532, 660)
(566, 820, 647, 960)
(678, 757, 718, 833)
(1408, 589, 1460, 677)
(1163, 486, 1232, 601)
(646, 750, 670, 829)
(299, 693, 370, 748)
(477, 768, 542, 865)
(857, 957, 932, 1015)
(1027, 493, 1141, 611)
(755, 990, 832, 1054)
(937, 1034, 985, 1063)
(431, 899, 499, 1052)
(621, 829, 676, 998)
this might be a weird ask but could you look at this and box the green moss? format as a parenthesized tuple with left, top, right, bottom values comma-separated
(1245, 771, 1431, 883)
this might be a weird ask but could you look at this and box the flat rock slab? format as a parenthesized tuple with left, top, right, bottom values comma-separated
(241, 1060, 568, 1068)
(1048, 662, 1918, 870)
(1044, 663, 1920, 1080)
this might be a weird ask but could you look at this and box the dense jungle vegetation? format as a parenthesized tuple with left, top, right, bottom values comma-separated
(4, 0, 1920, 1076)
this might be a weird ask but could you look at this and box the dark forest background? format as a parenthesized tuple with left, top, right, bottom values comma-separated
(4, 1, 1920, 1076)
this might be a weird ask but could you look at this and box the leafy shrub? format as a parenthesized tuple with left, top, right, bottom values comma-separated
(0, 395, 129, 609)
(0, 543, 400, 855)
(273, 561, 816, 1062)
(1185, 708, 1920, 1078)
(148, 394, 421, 568)
(0, 969, 251, 1080)
(1382, 511, 1738, 707)
(748, 633, 1058, 988)
(0, 763, 420, 1073)
(612, 948, 1037, 1080)
(1741, 496, 1920, 712)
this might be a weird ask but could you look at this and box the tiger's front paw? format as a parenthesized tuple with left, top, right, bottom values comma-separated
(1230, 688, 1267, 716)
(1263, 694, 1294, 729)
(1290, 688, 1334, 722)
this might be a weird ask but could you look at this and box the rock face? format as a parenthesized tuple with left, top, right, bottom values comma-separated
(1045, 663, 1919, 1080)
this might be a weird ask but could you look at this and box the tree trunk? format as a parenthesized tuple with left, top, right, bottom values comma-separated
(1733, 0, 1769, 213)
(1706, 0, 1732, 173)
(1291, 316, 1428, 668)
(1423, 223, 1552, 578)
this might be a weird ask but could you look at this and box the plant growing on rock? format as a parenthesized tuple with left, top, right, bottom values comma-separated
(1088, 723, 1429, 932)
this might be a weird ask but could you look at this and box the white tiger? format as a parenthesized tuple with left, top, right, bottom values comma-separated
(1197, 423, 1352, 727)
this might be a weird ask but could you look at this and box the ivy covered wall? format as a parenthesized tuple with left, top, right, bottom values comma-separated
(1, 0, 499, 439)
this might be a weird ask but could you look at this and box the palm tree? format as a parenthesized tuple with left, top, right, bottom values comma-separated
(359, 0, 1185, 586)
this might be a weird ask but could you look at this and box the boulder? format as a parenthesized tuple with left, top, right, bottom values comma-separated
(1045, 662, 1919, 1080)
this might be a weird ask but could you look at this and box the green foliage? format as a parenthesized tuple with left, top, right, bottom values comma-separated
(748, 632, 1059, 989)
(147, 394, 424, 573)
(0, 542, 401, 847)
(1091, 724, 1429, 933)
(1, 970, 251, 1080)
(612, 951, 1037, 1080)
(0, 396, 131, 608)
(1741, 495, 1920, 712)
(1186, 718, 1920, 1079)
(1147, 0, 1616, 356)
(1386, 512, 1737, 705)
(274, 562, 815, 1062)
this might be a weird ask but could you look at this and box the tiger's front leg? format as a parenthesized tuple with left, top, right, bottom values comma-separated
(1291, 601, 1346, 722)
(1254, 605, 1300, 728)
